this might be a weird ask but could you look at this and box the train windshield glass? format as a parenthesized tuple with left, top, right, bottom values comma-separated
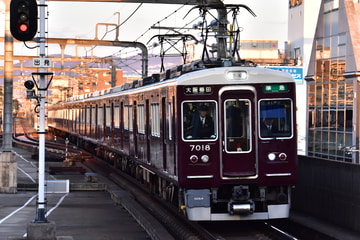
(182, 101, 217, 140)
(259, 99, 293, 139)
(224, 99, 251, 152)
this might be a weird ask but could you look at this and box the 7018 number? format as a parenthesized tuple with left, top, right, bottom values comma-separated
(190, 144, 211, 151)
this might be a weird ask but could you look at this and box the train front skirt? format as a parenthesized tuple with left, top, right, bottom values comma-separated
(184, 188, 291, 221)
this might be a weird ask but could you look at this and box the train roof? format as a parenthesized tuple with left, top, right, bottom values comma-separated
(64, 59, 294, 104)
(176, 65, 294, 86)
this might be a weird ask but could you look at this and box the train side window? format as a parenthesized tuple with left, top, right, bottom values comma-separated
(124, 105, 129, 130)
(151, 103, 160, 137)
(86, 106, 90, 135)
(129, 106, 133, 131)
(63, 109, 66, 124)
(98, 106, 104, 126)
(259, 99, 293, 139)
(70, 108, 74, 131)
(77, 108, 80, 131)
(123, 105, 133, 131)
(91, 106, 96, 124)
(68, 108, 71, 128)
(225, 99, 251, 152)
(114, 106, 120, 128)
(138, 104, 145, 133)
(124, 105, 133, 131)
(106, 106, 111, 127)
(80, 108, 84, 134)
(168, 101, 173, 140)
(182, 101, 217, 141)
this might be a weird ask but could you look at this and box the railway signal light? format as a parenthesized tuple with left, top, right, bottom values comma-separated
(10, 0, 38, 41)
(24, 80, 36, 99)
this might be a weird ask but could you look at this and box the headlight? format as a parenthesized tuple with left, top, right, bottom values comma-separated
(268, 153, 276, 161)
(201, 155, 209, 163)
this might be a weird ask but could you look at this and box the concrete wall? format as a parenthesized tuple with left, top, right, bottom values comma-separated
(292, 156, 360, 233)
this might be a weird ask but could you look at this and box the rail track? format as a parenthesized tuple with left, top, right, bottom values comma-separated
(13, 118, 88, 162)
(80, 150, 310, 240)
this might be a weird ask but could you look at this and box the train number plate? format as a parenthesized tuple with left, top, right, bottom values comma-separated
(190, 144, 211, 151)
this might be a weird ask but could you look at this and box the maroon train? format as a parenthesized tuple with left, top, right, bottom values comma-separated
(48, 60, 297, 221)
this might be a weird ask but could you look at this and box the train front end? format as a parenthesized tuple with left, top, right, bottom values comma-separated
(176, 66, 297, 221)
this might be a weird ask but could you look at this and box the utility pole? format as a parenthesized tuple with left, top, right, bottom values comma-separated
(34, 0, 49, 223)
(25, 0, 57, 236)
(0, 0, 17, 194)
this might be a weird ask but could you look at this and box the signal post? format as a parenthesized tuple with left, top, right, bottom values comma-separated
(8, 0, 57, 238)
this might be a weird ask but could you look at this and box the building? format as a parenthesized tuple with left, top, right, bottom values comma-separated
(288, 0, 321, 156)
(289, 0, 360, 163)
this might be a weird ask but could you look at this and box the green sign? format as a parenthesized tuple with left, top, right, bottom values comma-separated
(263, 84, 289, 93)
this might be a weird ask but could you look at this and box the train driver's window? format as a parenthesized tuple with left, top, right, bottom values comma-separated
(225, 99, 251, 152)
(259, 99, 293, 139)
(182, 101, 217, 140)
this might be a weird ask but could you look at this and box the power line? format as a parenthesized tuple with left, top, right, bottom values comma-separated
(134, 1, 193, 42)
(86, 3, 143, 53)
(86, 1, 199, 77)
(108, 2, 199, 58)
(100, 3, 143, 40)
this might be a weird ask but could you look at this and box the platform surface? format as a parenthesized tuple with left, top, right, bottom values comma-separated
(0, 146, 151, 240)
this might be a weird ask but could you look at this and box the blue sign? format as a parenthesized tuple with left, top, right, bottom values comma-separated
(268, 67, 303, 84)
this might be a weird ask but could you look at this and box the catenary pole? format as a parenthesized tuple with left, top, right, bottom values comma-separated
(35, 0, 48, 222)
(0, 0, 17, 194)
(3, 0, 13, 152)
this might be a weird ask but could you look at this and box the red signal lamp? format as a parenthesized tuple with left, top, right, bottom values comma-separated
(19, 23, 28, 32)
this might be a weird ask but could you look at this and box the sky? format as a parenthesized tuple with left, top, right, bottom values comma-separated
(0, 0, 288, 57)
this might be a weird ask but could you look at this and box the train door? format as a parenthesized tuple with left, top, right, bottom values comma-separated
(110, 102, 115, 145)
(220, 87, 257, 178)
(89, 106, 92, 136)
(95, 104, 98, 139)
(169, 97, 176, 174)
(162, 97, 167, 171)
(127, 104, 134, 156)
(119, 102, 124, 150)
(98, 105, 104, 140)
(133, 101, 138, 157)
(145, 100, 151, 164)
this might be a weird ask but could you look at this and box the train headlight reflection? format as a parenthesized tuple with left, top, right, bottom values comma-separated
(268, 153, 276, 161)
(201, 155, 209, 163)
(190, 155, 198, 163)
(279, 153, 287, 161)
(227, 71, 247, 80)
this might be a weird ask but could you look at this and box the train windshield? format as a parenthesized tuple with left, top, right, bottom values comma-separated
(182, 101, 217, 140)
(259, 99, 293, 139)
(224, 99, 251, 152)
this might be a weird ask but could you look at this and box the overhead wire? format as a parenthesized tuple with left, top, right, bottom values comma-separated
(84, 3, 143, 55)
(99, 3, 143, 40)
(86, 1, 200, 77)
(94, 2, 195, 76)
(134, 0, 193, 42)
